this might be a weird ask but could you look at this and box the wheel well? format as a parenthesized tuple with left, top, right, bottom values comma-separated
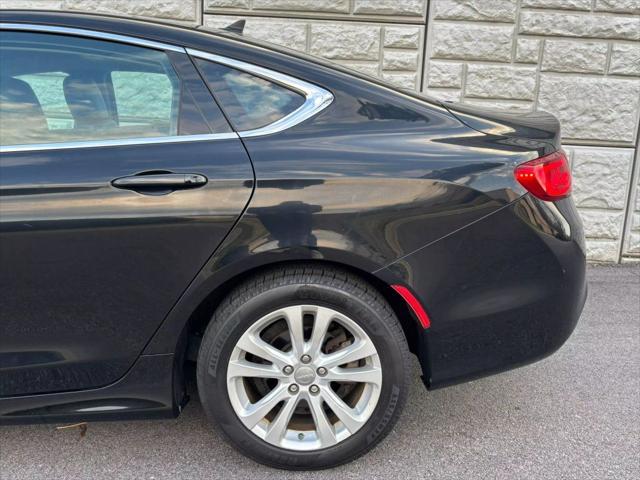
(181, 260, 420, 369)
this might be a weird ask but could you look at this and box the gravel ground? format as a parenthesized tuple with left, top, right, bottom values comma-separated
(1, 265, 638, 480)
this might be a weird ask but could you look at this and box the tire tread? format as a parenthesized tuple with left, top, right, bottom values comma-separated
(197, 263, 411, 470)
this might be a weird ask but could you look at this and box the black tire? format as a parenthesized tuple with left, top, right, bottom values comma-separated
(196, 264, 410, 470)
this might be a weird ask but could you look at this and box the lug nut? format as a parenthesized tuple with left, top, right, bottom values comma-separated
(309, 385, 320, 394)
(317, 367, 327, 376)
(283, 365, 294, 375)
(300, 354, 312, 364)
(288, 384, 299, 394)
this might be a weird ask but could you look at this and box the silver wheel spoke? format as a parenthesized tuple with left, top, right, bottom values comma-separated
(307, 307, 333, 357)
(240, 385, 289, 429)
(323, 365, 382, 385)
(282, 306, 305, 358)
(308, 393, 337, 446)
(321, 386, 365, 433)
(264, 395, 300, 444)
(227, 304, 382, 451)
(319, 339, 377, 369)
(227, 359, 285, 379)
(236, 333, 292, 369)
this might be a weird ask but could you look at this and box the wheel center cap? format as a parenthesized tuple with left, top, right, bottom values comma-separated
(294, 366, 315, 385)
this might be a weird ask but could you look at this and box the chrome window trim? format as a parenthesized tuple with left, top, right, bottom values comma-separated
(0, 23, 185, 52)
(0, 24, 333, 148)
(0, 133, 239, 154)
(187, 48, 334, 138)
(0, 25, 236, 153)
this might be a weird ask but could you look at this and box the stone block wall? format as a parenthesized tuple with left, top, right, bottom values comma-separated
(201, 1, 427, 91)
(424, 0, 640, 262)
(3, 0, 640, 262)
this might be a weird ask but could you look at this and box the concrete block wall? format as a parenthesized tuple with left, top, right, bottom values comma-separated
(3, 0, 640, 262)
(423, 0, 640, 263)
(201, 1, 427, 90)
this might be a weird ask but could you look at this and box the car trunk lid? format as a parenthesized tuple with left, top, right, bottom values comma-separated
(442, 102, 561, 151)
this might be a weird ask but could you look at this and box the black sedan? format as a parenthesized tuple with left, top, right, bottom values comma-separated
(0, 11, 587, 470)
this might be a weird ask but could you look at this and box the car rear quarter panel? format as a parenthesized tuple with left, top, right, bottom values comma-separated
(144, 52, 553, 355)
(376, 195, 586, 388)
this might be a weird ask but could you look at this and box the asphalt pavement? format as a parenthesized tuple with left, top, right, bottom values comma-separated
(1, 264, 638, 480)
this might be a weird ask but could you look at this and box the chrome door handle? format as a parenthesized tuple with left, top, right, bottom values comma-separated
(112, 173, 208, 189)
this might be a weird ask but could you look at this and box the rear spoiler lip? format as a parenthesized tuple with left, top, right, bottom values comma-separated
(442, 102, 561, 153)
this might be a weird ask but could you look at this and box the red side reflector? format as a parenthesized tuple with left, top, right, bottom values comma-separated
(514, 150, 571, 201)
(391, 285, 431, 329)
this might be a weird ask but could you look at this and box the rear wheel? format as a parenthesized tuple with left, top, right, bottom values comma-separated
(196, 264, 410, 469)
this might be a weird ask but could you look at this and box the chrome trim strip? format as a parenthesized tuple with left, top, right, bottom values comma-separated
(0, 133, 238, 154)
(0, 23, 185, 53)
(187, 48, 334, 138)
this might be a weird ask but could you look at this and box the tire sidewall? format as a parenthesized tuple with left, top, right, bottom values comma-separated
(197, 281, 407, 469)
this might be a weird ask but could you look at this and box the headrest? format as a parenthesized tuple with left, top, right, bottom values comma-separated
(63, 75, 116, 131)
(0, 77, 48, 145)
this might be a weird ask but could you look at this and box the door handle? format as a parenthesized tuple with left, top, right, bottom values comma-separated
(112, 173, 208, 191)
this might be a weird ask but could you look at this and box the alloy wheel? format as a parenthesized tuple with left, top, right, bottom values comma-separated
(226, 305, 382, 451)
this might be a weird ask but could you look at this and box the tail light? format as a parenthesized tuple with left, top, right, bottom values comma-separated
(514, 150, 571, 201)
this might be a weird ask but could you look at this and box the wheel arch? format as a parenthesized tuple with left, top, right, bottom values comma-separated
(141, 248, 423, 408)
(179, 258, 421, 364)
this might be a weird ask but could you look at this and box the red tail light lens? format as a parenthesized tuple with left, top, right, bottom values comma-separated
(514, 150, 571, 201)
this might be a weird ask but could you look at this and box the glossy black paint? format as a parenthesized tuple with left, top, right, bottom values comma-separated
(0, 354, 178, 424)
(377, 195, 586, 389)
(0, 139, 253, 397)
(0, 11, 586, 423)
(444, 102, 562, 148)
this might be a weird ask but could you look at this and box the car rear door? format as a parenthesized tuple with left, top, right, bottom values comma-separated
(0, 28, 254, 396)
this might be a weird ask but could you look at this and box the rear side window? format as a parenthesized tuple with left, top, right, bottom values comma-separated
(0, 31, 211, 147)
(194, 58, 305, 131)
